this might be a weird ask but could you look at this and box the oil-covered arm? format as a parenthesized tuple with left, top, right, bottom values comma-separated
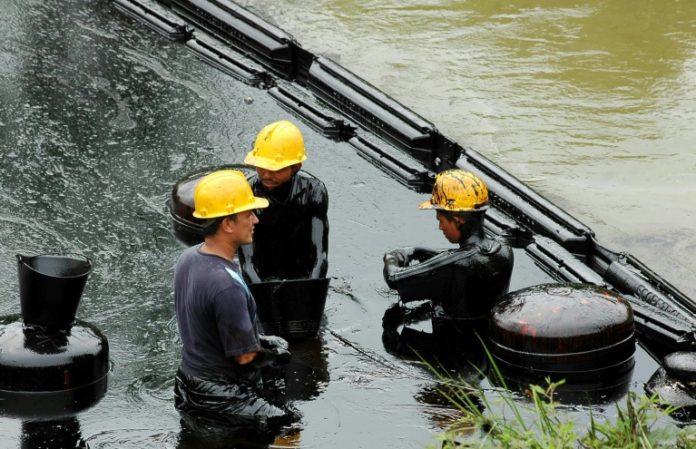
(383, 248, 474, 303)
(309, 216, 329, 278)
(239, 243, 261, 284)
(383, 246, 440, 286)
(309, 182, 329, 279)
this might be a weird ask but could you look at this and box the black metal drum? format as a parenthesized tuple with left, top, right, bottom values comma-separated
(168, 164, 251, 246)
(0, 316, 109, 418)
(0, 254, 108, 419)
(489, 283, 635, 386)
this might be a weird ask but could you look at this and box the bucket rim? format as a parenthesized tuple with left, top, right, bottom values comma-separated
(16, 253, 93, 279)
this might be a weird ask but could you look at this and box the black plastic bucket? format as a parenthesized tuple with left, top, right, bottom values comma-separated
(17, 253, 92, 331)
(249, 278, 330, 340)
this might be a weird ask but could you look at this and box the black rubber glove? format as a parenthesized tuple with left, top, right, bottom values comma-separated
(383, 248, 411, 283)
(256, 335, 291, 368)
(382, 327, 402, 353)
(382, 302, 403, 330)
(383, 247, 416, 266)
(260, 334, 289, 351)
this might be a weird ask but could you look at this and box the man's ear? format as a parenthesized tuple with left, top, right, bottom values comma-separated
(221, 215, 237, 232)
(291, 163, 302, 174)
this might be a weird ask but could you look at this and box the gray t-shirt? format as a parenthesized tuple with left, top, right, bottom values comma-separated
(174, 244, 261, 380)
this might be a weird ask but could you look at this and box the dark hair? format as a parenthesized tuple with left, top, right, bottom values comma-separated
(437, 210, 485, 241)
(200, 214, 237, 237)
(437, 209, 485, 222)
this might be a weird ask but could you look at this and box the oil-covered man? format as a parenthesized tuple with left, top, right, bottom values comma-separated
(382, 169, 514, 359)
(239, 120, 328, 283)
(173, 170, 295, 432)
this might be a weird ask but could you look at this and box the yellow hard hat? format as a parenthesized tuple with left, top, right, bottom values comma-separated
(244, 120, 307, 171)
(419, 169, 489, 212)
(193, 170, 269, 219)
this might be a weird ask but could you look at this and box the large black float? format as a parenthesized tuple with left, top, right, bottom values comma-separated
(114, 0, 696, 416)
(0, 254, 109, 420)
(489, 283, 636, 401)
(490, 284, 635, 379)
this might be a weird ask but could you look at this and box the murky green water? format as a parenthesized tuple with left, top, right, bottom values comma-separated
(239, 0, 696, 298)
(0, 0, 686, 448)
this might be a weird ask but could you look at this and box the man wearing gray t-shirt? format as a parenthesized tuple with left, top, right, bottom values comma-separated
(173, 170, 295, 433)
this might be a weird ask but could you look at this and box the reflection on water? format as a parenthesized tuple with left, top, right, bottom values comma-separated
(265, 337, 330, 403)
(176, 426, 301, 449)
(20, 418, 86, 449)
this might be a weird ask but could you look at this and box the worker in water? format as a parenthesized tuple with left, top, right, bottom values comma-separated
(173, 170, 297, 433)
(239, 120, 329, 283)
(382, 169, 514, 361)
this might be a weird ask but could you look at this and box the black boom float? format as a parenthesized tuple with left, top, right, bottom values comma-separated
(0, 254, 108, 419)
(489, 283, 636, 400)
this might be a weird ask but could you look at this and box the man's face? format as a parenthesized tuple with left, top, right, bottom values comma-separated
(227, 210, 259, 245)
(436, 211, 462, 244)
(256, 166, 295, 190)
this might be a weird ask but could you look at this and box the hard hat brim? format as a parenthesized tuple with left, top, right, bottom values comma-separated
(418, 199, 436, 210)
(192, 196, 269, 219)
(417, 199, 489, 213)
(227, 196, 270, 216)
(244, 151, 307, 172)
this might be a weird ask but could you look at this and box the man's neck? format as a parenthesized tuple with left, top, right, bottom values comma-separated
(259, 173, 295, 199)
(200, 237, 238, 262)
(459, 229, 484, 248)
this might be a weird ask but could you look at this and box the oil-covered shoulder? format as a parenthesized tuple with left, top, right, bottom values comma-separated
(478, 235, 512, 257)
(296, 172, 328, 209)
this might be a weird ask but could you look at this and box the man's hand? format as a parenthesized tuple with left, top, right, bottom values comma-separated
(258, 334, 291, 367)
(235, 351, 258, 365)
(383, 247, 416, 267)
(382, 303, 405, 353)
(383, 248, 416, 283)
(382, 302, 403, 329)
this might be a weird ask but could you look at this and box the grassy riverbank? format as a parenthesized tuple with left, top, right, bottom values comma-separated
(427, 353, 696, 448)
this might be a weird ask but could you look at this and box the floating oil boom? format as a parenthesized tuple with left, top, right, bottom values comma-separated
(113, 0, 696, 417)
